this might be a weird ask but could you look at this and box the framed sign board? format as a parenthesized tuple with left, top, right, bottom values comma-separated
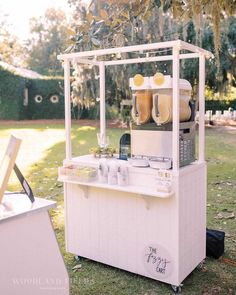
(0, 135, 22, 203)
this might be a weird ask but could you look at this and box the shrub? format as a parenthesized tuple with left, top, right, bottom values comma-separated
(205, 100, 236, 112)
(0, 63, 64, 120)
(0, 67, 26, 120)
(71, 103, 119, 120)
(27, 78, 64, 119)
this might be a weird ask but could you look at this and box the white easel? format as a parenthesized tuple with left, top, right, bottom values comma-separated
(0, 136, 69, 295)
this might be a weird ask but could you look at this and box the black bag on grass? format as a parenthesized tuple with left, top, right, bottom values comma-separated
(206, 229, 225, 259)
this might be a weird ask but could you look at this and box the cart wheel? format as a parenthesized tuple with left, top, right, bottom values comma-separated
(74, 255, 81, 262)
(171, 284, 182, 294)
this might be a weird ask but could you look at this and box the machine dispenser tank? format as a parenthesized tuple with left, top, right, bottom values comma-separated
(129, 74, 152, 125)
(150, 73, 192, 125)
(129, 72, 196, 167)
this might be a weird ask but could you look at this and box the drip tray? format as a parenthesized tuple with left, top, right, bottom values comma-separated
(128, 156, 172, 169)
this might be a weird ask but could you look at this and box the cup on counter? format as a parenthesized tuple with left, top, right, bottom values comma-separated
(117, 163, 129, 186)
(107, 161, 118, 185)
(98, 159, 108, 183)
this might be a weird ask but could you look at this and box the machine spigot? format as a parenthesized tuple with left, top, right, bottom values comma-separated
(132, 93, 141, 125)
(153, 93, 160, 117)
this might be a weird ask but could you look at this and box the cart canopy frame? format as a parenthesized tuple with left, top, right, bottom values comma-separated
(58, 39, 213, 171)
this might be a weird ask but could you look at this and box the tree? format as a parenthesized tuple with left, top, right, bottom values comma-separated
(26, 8, 71, 76)
(67, 0, 177, 110)
(0, 11, 25, 67)
(68, 0, 236, 54)
(67, 0, 236, 106)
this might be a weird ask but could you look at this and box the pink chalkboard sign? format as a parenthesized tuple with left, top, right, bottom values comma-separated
(143, 243, 174, 279)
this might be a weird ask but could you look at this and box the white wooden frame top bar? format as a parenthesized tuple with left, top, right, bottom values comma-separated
(58, 39, 212, 171)
(58, 40, 213, 60)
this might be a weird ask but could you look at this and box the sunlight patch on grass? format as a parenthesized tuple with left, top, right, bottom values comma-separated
(51, 205, 65, 230)
(79, 140, 87, 145)
(77, 126, 96, 131)
(0, 128, 65, 186)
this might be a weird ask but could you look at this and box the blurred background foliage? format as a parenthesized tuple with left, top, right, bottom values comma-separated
(0, 0, 236, 119)
(66, 0, 236, 116)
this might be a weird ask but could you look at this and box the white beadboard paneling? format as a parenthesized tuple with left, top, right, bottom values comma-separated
(63, 161, 206, 286)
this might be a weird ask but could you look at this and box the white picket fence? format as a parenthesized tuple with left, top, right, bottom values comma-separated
(195, 109, 236, 124)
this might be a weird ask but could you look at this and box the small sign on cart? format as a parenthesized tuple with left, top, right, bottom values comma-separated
(143, 244, 174, 278)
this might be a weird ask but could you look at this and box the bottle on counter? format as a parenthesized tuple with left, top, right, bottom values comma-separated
(98, 159, 108, 183)
(119, 133, 131, 160)
(108, 161, 118, 185)
(117, 162, 129, 186)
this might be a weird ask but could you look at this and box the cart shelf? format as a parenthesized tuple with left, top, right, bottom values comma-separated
(58, 176, 173, 199)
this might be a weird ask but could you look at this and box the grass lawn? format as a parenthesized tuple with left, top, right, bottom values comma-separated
(1, 121, 236, 295)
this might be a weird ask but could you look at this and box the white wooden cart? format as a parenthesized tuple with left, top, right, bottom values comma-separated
(58, 40, 213, 293)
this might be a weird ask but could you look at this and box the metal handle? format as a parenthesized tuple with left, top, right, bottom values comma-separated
(153, 93, 159, 117)
(132, 94, 139, 117)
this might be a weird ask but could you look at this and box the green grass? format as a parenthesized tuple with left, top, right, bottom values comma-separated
(1, 122, 236, 295)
